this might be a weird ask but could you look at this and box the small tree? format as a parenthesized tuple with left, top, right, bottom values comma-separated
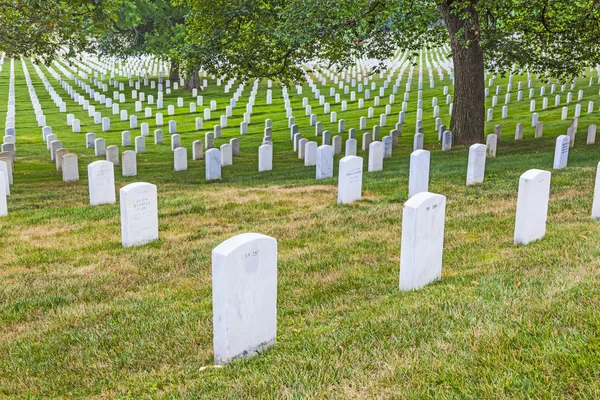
(182, 0, 600, 145)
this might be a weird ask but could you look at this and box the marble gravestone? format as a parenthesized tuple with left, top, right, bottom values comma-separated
(258, 144, 273, 172)
(122, 151, 137, 177)
(466, 144, 487, 185)
(62, 154, 79, 182)
(174, 147, 188, 171)
(399, 192, 446, 291)
(120, 182, 159, 247)
(88, 160, 116, 206)
(592, 162, 600, 220)
(408, 150, 430, 198)
(338, 156, 363, 204)
(514, 169, 551, 245)
(206, 148, 222, 180)
(368, 141, 383, 172)
(316, 145, 334, 180)
(553, 135, 570, 170)
(212, 233, 277, 365)
(0, 160, 10, 196)
(0, 174, 6, 217)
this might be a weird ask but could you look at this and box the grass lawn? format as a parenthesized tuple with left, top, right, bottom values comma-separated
(0, 52, 599, 398)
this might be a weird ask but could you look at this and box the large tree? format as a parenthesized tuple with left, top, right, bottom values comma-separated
(97, 0, 201, 89)
(0, 0, 113, 63)
(182, 0, 600, 145)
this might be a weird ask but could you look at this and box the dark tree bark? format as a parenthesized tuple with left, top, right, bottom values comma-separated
(438, 1, 485, 145)
(185, 68, 201, 91)
(169, 61, 180, 82)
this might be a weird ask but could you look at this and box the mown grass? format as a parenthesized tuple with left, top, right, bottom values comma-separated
(0, 53, 599, 398)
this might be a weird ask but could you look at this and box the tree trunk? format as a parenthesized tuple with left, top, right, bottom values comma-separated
(185, 68, 201, 91)
(438, 1, 485, 145)
(169, 61, 180, 82)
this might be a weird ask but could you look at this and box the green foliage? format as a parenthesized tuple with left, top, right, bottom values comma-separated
(97, 0, 189, 62)
(0, 0, 112, 63)
(181, 0, 600, 83)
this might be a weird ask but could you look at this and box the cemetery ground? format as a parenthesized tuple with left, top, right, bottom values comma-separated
(1, 58, 599, 398)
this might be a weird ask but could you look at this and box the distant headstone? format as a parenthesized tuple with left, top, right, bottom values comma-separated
(368, 141, 383, 172)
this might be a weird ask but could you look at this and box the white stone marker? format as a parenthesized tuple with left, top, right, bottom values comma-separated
(0, 160, 10, 196)
(258, 144, 273, 172)
(466, 144, 487, 185)
(95, 138, 106, 156)
(486, 134, 497, 158)
(106, 145, 119, 166)
(62, 154, 79, 182)
(120, 182, 159, 248)
(206, 148, 222, 180)
(212, 233, 277, 365)
(514, 169, 551, 245)
(88, 161, 116, 206)
(337, 156, 363, 204)
(192, 140, 204, 160)
(174, 147, 188, 171)
(122, 151, 137, 176)
(305, 141, 317, 166)
(0, 174, 6, 217)
(553, 135, 570, 170)
(316, 145, 334, 180)
(442, 130, 452, 151)
(368, 141, 384, 172)
(592, 162, 600, 219)
(399, 192, 446, 291)
(408, 150, 430, 198)
(587, 125, 596, 145)
(220, 144, 233, 166)
(345, 138, 357, 156)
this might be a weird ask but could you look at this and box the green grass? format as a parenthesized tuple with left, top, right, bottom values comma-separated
(0, 52, 599, 398)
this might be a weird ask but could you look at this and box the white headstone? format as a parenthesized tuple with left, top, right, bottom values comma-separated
(514, 169, 551, 245)
(408, 150, 430, 198)
(88, 161, 116, 206)
(337, 156, 363, 204)
(368, 141, 383, 172)
(553, 135, 570, 170)
(466, 144, 487, 185)
(212, 233, 277, 365)
(316, 145, 334, 180)
(120, 182, 159, 247)
(399, 192, 446, 291)
(206, 148, 222, 180)
(258, 144, 273, 172)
